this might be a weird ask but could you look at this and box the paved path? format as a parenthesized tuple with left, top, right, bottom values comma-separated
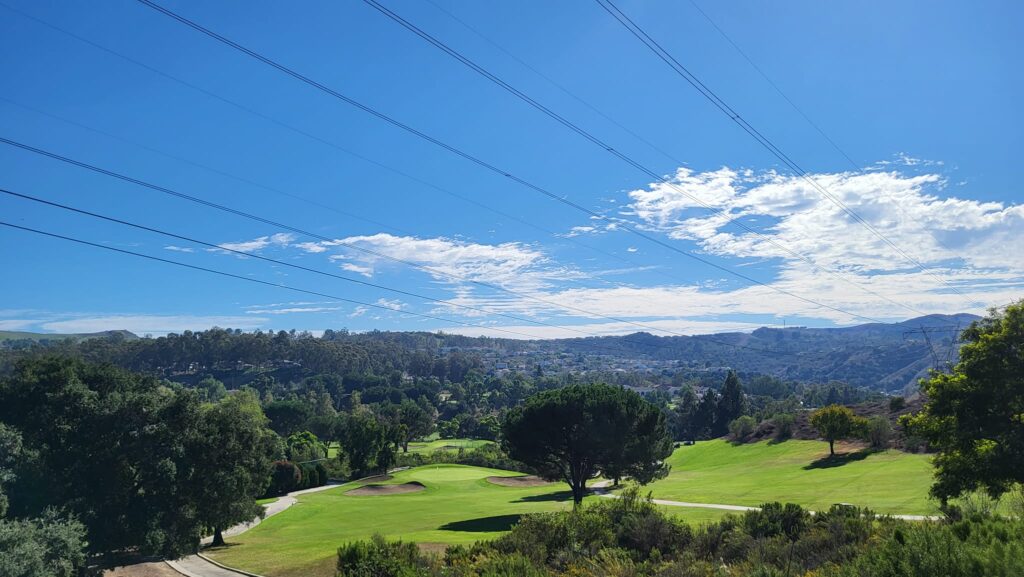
(590, 480, 940, 520)
(166, 482, 344, 577)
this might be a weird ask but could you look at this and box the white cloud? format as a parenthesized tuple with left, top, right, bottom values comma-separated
(164, 245, 195, 253)
(0, 319, 41, 331)
(348, 306, 368, 318)
(339, 262, 374, 277)
(375, 298, 407, 310)
(307, 233, 579, 291)
(244, 306, 343, 315)
(40, 315, 268, 335)
(212, 233, 295, 254)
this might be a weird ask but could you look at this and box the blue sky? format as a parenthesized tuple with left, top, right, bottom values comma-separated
(1, 0, 1021, 338)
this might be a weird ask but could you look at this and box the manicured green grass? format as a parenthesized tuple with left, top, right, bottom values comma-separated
(208, 464, 727, 577)
(405, 438, 493, 453)
(643, 439, 938, 515)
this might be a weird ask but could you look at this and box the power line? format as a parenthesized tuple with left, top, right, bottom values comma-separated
(0, 214, 786, 357)
(131, 0, 894, 325)
(0, 136, 792, 350)
(0, 220, 541, 340)
(0, 4, 698, 294)
(358, 0, 927, 318)
(0, 186, 600, 335)
(684, 0, 973, 269)
(592, 0, 969, 300)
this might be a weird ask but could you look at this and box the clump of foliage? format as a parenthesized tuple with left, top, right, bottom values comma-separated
(0, 357, 279, 559)
(904, 301, 1024, 505)
(728, 416, 757, 441)
(335, 489, 1024, 577)
(810, 404, 867, 455)
(503, 383, 673, 503)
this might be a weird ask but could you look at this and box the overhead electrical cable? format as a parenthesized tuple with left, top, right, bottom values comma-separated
(0, 211, 787, 356)
(592, 0, 969, 300)
(0, 137, 801, 349)
(0, 3, 705, 293)
(130, 0, 895, 325)
(683, 0, 972, 266)
(359, 0, 928, 317)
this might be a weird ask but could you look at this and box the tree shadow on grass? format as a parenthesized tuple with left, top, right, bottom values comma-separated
(803, 449, 874, 470)
(513, 490, 575, 503)
(439, 514, 522, 533)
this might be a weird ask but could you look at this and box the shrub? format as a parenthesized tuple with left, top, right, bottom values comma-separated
(888, 396, 906, 412)
(864, 416, 892, 449)
(773, 413, 795, 440)
(336, 534, 436, 577)
(268, 460, 301, 496)
(728, 416, 757, 441)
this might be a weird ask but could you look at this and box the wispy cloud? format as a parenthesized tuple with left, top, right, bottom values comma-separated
(39, 315, 268, 335)
(211, 233, 295, 255)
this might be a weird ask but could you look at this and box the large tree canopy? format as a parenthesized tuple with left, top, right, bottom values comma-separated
(502, 383, 673, 505)
(0, 357, 279, 558)
(904, 301, 1024, 502)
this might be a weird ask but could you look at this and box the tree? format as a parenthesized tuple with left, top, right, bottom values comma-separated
(810, 404, 862, 456)
(197, 376, 227, 402)
(339, 412, 386, 477)
(189, 390, 280, 547)
(263, 400, 312, 437)
(716, 371, 747, 435)
(397, 400, 434, 452)
(287, 430, 327, 463)
(503, 384, 673, 505)
(903, 302, 1024, 502)
(0, 357, 204, 557)
(0, 424, 87, 577)
(863, 416, 892, 449)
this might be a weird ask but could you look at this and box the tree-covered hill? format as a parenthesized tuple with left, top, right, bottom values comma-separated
(0, 313, 978, 392)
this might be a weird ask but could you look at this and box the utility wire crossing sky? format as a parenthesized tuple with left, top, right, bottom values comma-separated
(0, 0, 1021, 338)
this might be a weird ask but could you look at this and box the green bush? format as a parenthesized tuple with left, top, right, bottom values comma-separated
(864, 416, 892, 449)
(728, 416, 757, 441)
(336, 533, 436, 577)
(773, 413, 796, 440)
(268, 460, 301, 496)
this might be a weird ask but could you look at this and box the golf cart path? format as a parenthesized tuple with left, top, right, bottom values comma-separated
(165, 482, 344, 577)
(590, 480, 939, 521)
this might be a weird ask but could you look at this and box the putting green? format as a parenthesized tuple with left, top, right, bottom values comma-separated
(643, 439, 937, 515)
(206, 464, 728, 577)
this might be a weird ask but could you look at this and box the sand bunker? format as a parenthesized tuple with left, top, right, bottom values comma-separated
(486, 475, 550, 487)
(347, 481, 425, 496)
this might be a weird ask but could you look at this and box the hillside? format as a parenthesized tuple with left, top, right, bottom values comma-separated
(0, 329, 138, 343)
(0, 314, 977, 392)
(540, 313, 978, 391)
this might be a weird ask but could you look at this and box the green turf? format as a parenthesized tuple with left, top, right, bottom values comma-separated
(405, 438, 493, 453)
(207, 464, 727, 577)
(642, 439, 938, 515)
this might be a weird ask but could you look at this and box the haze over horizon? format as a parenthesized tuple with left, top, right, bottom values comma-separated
(2, 1, 1021, 338)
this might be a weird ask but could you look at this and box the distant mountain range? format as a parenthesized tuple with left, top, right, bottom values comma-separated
(0, 329, 138, 343)
(0, 314, 979, 392)
(536, 313, 979, 391)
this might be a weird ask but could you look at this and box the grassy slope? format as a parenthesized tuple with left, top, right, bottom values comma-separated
(208, 464, 726, 577)
(645, 439, 936, 515)
(405, 438, 494, 453)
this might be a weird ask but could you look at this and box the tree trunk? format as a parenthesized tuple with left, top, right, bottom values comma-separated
(212, 527, 225, 547)
(403, 441, 409, 453)
(613, 476, 621, 487)
(571, 481, 585, 508)
(828, 439, 835, 456)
